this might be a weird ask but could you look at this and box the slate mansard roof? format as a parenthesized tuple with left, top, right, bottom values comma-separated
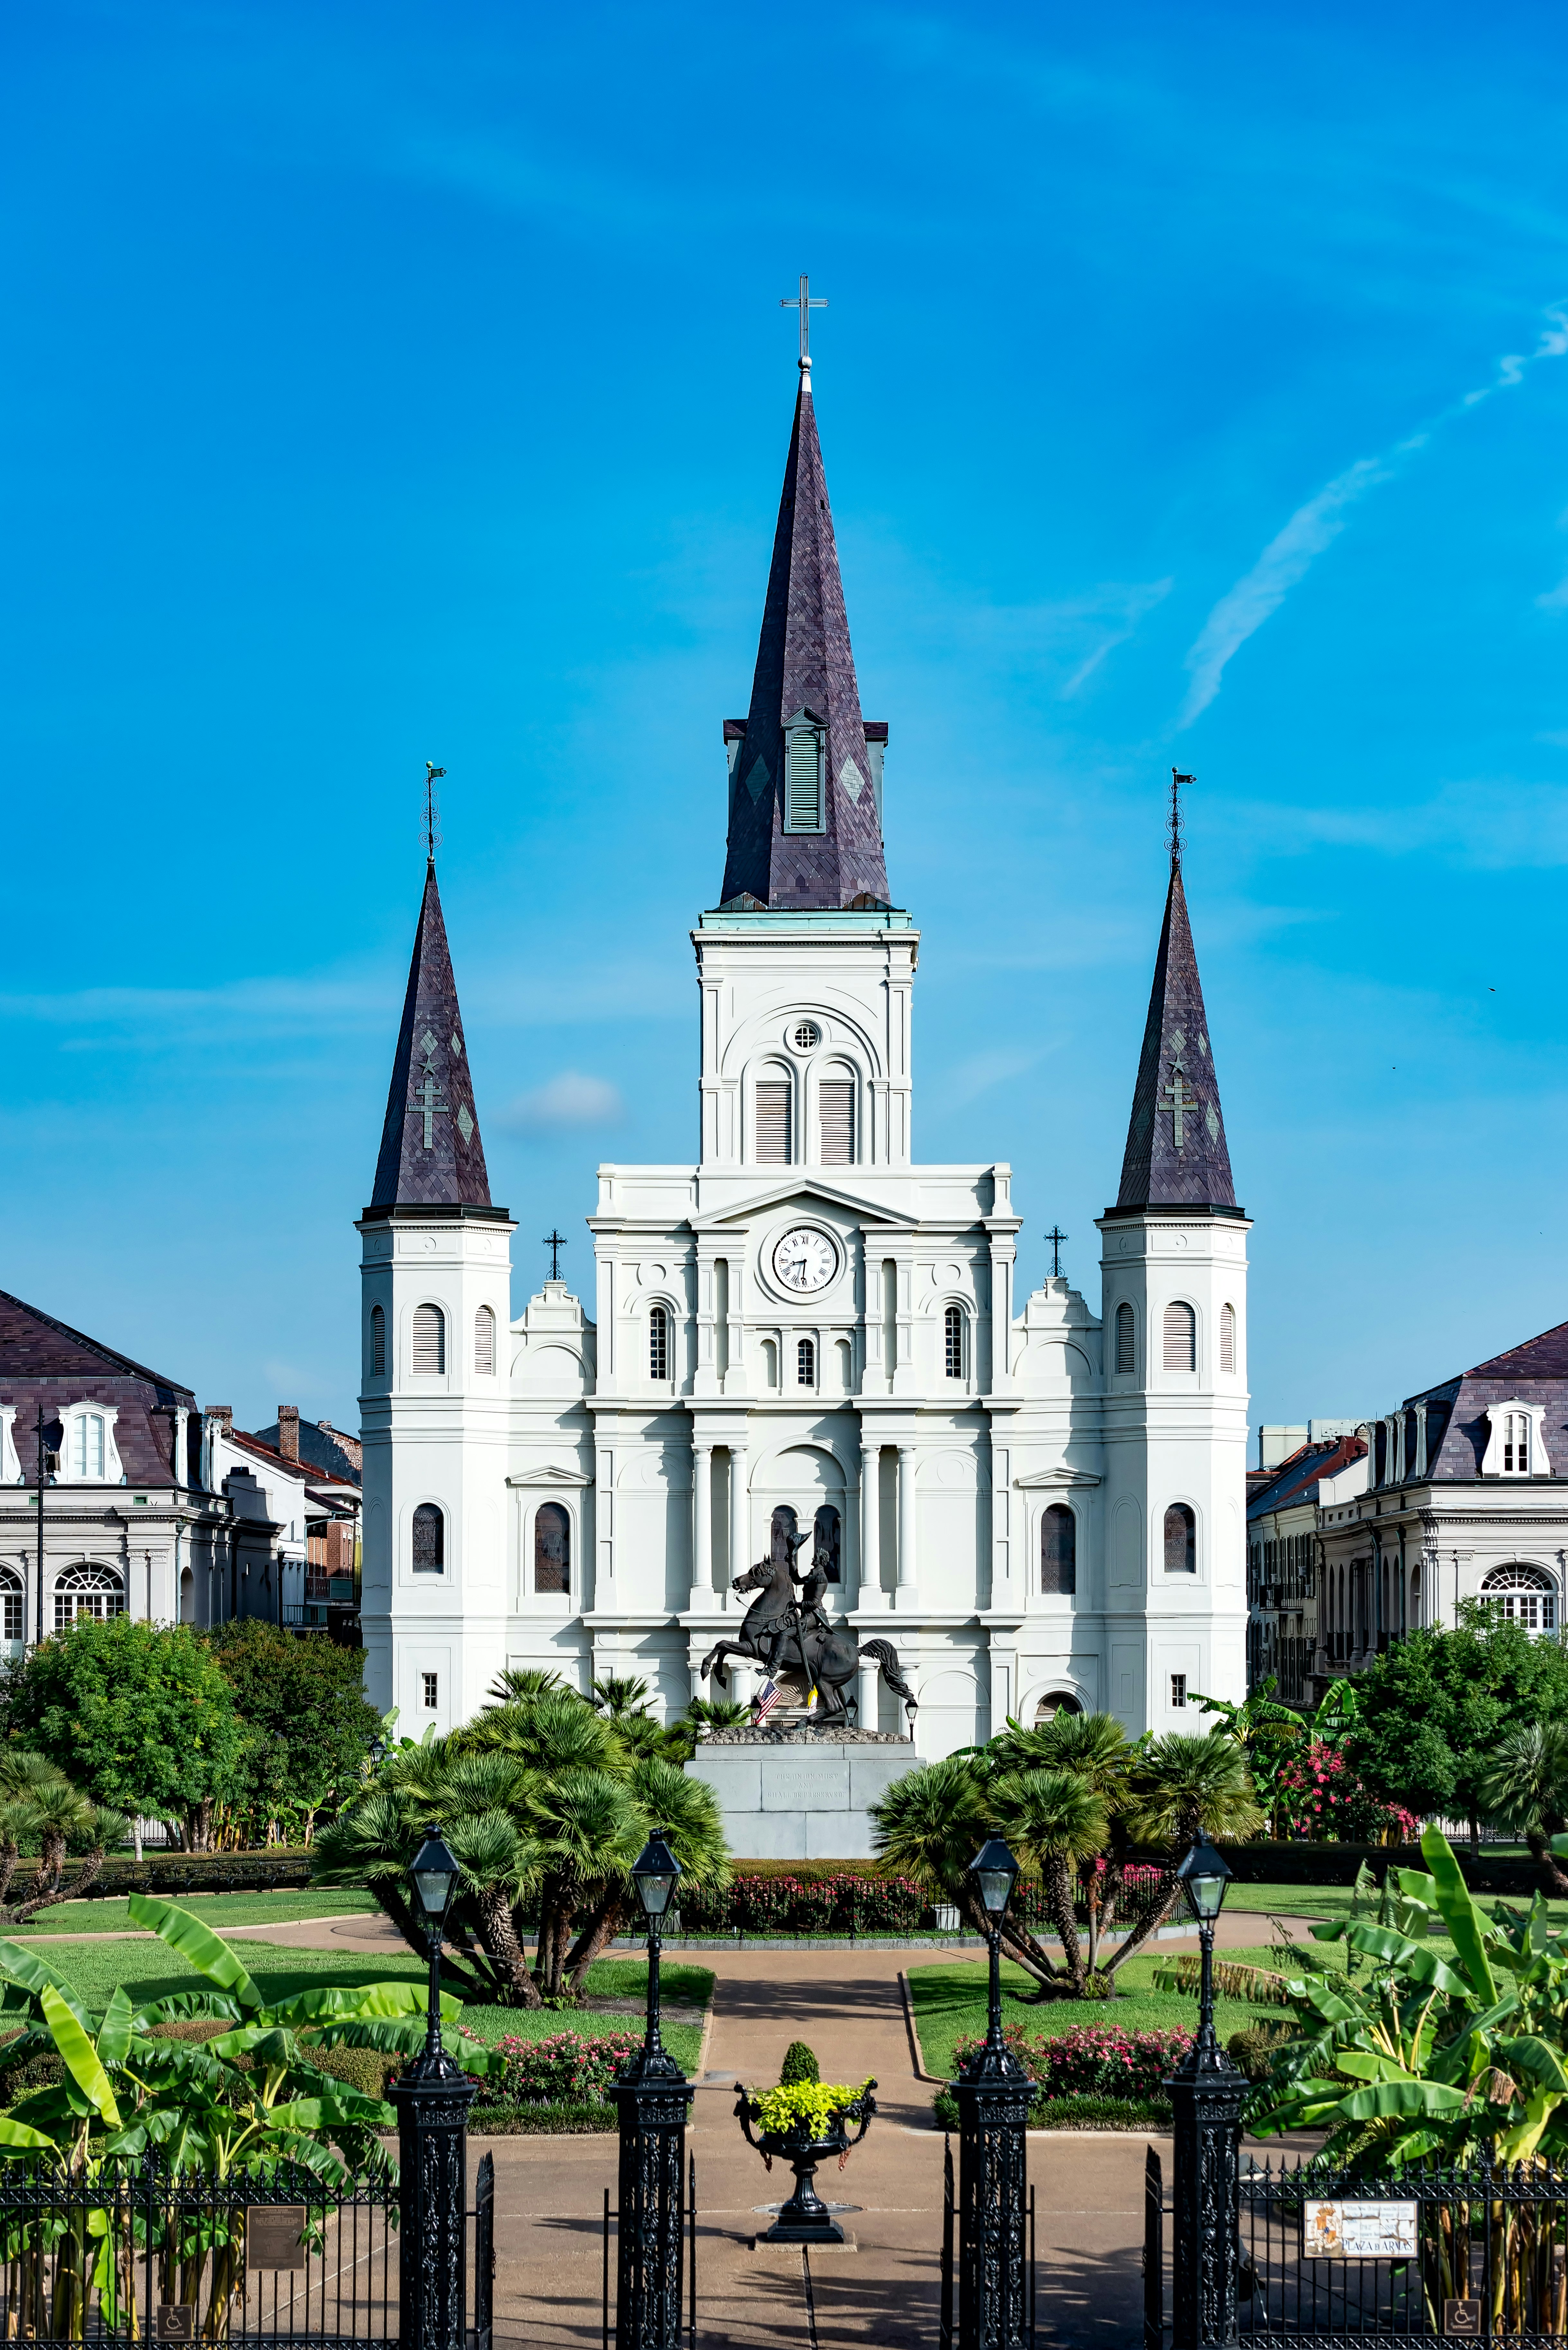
(0, 1288, 199, 1486)
(1379, 1319, 1568, 1484)
(718, 367, 892, 912)
(368, 861, 500, 1217)
(1114, 861, 1239, 1216)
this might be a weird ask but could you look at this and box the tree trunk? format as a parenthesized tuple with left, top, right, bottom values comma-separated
(371, 1878, 490, 2001)
(1525, 1829, 1568, 1899)
(184, 1799, 213, 1853)
(565, 1890, 632, 1992)
(1045, 1855, 1087, 1996)
(474, 1888, 542, 2006)
(15, 1842, 104, 1923)
(1101, 1868, 1181, 1980)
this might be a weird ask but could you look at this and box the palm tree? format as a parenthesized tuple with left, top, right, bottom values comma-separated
(591, 1675, 653, 1718)
(991, 1768, 1108, 1995)
(1481, 1722, 1568, 1896)
(1109, 1729, 1265, 1967)
(0, 1752, 126, 1920)
(487, 1666, 570, 1706)
(686, 1696, 752, 1734)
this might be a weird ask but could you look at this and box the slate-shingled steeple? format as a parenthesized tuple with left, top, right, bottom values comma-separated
(369, 861, 496, 1213)
(719, 357, 892, 911)
(1114, 838, 1239, 1215)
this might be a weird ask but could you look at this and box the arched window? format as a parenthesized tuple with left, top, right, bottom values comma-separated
(944, 1306, 965, 1379)
(812, 1505, 842, 1584)
(1481, 1564, 1556, 1631)
(412, 1503, 445, 1574)
(1220, 1303, 1235, 1374)
(1034, 1691, 1081, 1721)
(1503, 1413, 1532, 1474)
(1163, 1504, 1197, 1574)
(53, 1564, 125, 1631)
(474, 1304, 496, 1375)
(1162, 1301, 1196, 1372)
(370, 1304, 386, 1377)
(649, 1306, 670, 1380)
(1409, 1564, 1422, 1629)
(67, 1412, 106, 1481)
(1115, 1302, 1135, 1375)
(1041, 1504, 1076, 1595)
(534, 1503, 570, 1594)
(797, 1337, 816, 1386)
(412, 1304, 446, 1375)
(0, 1568, 21, 1654)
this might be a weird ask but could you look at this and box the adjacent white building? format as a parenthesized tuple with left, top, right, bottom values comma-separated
(358, 350, 1252, 1754)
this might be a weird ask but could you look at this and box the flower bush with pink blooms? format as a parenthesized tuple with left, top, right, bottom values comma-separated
(486, 2031, 639, 2106)
(951, 2022, 1192, 2100)
(1275, 1738, 1419, 1843)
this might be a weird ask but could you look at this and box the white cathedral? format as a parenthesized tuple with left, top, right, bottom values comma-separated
(357, 345, 1250, 1757)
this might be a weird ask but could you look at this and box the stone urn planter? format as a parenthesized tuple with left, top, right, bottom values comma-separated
(734, 2079, 878, 2244)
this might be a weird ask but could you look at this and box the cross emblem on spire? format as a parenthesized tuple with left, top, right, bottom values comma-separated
(1160, 1061, 1197, 1150)
(411, 1058, 449, 1150)
(542, 1230, 568, 1281)
(1045, 1226, 1069, 1278)
(779, 274, 828, 366)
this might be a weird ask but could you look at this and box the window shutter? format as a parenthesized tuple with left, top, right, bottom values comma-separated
(412, 1304, 446, 1374)
(1115, 1303, 1135, 1375)
(785, 729, 822, 831)
(371, 1305, 386, 1376)
(755, 1082, 791, 1163)
(1220, 1303, 1235, 1374)
(1162, 1302, 1195, 1372)
(819, 1081, 854, 1164)
(474, 1306, 495, 1375)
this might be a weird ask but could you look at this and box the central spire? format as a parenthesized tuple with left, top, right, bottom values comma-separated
(718, 352, 892, 912)
(368, 859, 497, 1215)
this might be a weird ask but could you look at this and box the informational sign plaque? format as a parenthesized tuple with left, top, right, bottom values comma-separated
(246, 2205, 307, 2270)
(154, 2307, 194, 2339)
(1445, 2300, 1481, 2335)
(1303, 2199, 1418, 2259)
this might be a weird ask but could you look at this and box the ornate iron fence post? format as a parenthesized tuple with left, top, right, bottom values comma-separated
(613, 1834, 692, 2350)
(391, 1829, 475, 2350)
(952, 1841, 1032, 2350)
(1166, 1866, 1245, 2350)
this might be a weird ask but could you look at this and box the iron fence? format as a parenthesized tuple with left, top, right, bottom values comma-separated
(937, 2133, 1036, 2350)
(600, 2153, 696, 2350)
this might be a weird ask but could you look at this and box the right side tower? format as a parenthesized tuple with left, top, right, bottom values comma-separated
(1096, 788, 1250, 1733)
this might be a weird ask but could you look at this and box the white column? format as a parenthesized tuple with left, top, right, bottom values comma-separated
(897, 1445, 918, 1598)
(860, 1444, 883, 1610)
(689, 1443, 713, 1605)
(728, 1445, 749, 1584)
(858, 1655, 881, 1730)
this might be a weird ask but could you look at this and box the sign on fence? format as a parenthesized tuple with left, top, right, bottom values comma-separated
(245, 2203, 308, 2270)
(1302, 2199, 1419, 2259)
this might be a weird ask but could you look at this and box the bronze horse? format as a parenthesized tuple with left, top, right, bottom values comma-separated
(698, 1529, 917, 1729)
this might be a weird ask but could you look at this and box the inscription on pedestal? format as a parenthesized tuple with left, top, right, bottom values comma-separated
(761, 1760, 850, 1811)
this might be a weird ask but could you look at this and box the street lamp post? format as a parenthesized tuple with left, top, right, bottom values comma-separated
(952, 1836, 1032, 2350)
(388, 1826, 473, 2350)
(1167, 1832, 1247, 2350)
(611, 1831, 690, 2350)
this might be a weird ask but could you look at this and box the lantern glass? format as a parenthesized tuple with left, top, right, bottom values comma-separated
(409, 1827, 460, 1922)
(1176, 1833, 1233, 1924)
(968, 1836, 1020, 1920)
(631, 1831, 681, 1920)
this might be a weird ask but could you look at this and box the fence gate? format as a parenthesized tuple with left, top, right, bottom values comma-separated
(1144, 2147, 1165, 2350)
(471, 2151, 495, 2350)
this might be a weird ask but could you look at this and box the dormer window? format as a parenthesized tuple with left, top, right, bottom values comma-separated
(783, 710, 825, 833)
(68, 1412, 106, 1481)
(1504, 1412, 1530, 1473)
(1483, 1400, 1549, 1478)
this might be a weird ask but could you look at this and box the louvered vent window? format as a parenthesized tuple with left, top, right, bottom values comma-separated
(944, 1306, 964, 1379)
(755, 1081, 791, 1164)
(784, 725, 824, 832)
(649, 1306, 670, 1381)
(474, 1305, 496, 1375)
(412, 1304, 446, 1374)
(1115, 1302, 1135, 1375)
(1162, 1301, 1196, 1372)
(819, 1080, 854, 1164)
(370, 1305, 386, 1377)
(1220, 1303, 1235, 1374)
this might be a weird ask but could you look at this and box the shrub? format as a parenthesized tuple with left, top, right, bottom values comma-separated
(308, 2043, 396, 2099)
(780, 2041, 820, 2086)
(933, 2086, 1172, 2132)
(951, 2022, 1192, 2101)
(678, 1870, 930, 1936)
(1226, 2022, 1298, 2085)
(487, 2031, 639, 2107)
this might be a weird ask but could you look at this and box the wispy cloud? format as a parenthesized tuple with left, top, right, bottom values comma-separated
(935, 1046, 1048, 1109)
(1179, 305, 1568, 725)
(497, 1072, 625, 1135)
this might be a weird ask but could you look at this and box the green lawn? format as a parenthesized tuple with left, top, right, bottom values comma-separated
(5, 1889, 381, 1937)
(0, 1933, 713, 2073)
(906, 1943, 1340, 2079)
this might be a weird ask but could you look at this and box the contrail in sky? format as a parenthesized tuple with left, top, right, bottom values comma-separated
(1177, 307, 1568, 728)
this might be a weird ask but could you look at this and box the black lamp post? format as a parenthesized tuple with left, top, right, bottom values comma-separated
(951, 1836, 1032, 2350)
(611, 1831, 690, 2350)
(1167, 1832, 1247, 2350)
(388, 1826, 473, 2350)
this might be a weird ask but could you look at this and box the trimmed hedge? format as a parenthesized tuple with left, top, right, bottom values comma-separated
(1214, 1841, 1543, 1896)
(36, 1854, 317, 1903)
(469, 2101, 617, 2134)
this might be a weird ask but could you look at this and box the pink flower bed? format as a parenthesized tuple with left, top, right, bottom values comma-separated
(484, 2030, 639, 2106)
(953, 2021, 1191, 2100)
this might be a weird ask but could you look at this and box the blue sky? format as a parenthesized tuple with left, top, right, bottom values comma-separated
(5, 0, 1568, 1439)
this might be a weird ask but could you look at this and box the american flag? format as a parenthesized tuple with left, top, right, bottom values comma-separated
(753, 1679, 780, 1722)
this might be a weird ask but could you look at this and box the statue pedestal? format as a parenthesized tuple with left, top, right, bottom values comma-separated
(688, 1728, 917, 1860)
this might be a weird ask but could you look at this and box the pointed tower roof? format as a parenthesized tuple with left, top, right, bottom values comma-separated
(1113, 849, 1239, 1216)
(719, 360, 892, 911)
(368, 862, 499, 1215)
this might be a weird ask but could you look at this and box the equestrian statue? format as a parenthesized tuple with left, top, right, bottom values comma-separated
(699, 1512, 917, 1728)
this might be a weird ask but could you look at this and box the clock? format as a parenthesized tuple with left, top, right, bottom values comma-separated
(771, 1226, 838, 1295)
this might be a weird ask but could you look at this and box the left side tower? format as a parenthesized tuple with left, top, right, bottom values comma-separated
(358, 858, 515, 1726)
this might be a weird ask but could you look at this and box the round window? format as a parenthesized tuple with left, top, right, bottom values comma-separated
(792, 1021, 820, 1050)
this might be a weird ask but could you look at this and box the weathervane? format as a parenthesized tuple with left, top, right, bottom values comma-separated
(423, 763, 445, 861)
(543, 1230, 568, 1282)
(1168, 768, 1192, 871)
(779, 274, 827, 367)
(1045, 1226, 1069, 1279)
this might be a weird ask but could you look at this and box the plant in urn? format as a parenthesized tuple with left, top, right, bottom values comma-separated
(734, 2074, 878, 2244)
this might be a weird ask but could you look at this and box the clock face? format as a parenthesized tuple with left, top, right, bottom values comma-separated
(772, 1226, 838, 1295)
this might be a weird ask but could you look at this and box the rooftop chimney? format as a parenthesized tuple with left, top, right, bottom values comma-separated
(205, 1406, 233, 1434)
(278, 1406, 300, 1464)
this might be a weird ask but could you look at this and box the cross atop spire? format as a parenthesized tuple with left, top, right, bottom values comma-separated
(780, 274, 828, 371)
(367, 858, 498, 1216)
(1168, 768, 1191, 872)
(423, 763, 445, 862)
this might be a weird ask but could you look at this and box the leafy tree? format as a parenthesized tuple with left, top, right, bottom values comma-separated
(1349, 1604, 1568, 1849)
(1480, 1722, 1568, 1896)
(205, 1620, 380, 1841)
(5, 1619, 247, 1850)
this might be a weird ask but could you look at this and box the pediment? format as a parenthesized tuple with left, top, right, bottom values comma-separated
(506, 1464, 593, 1489)
(1014, 1467, 1102, 1490)
(692, 1178, 918, 1233)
